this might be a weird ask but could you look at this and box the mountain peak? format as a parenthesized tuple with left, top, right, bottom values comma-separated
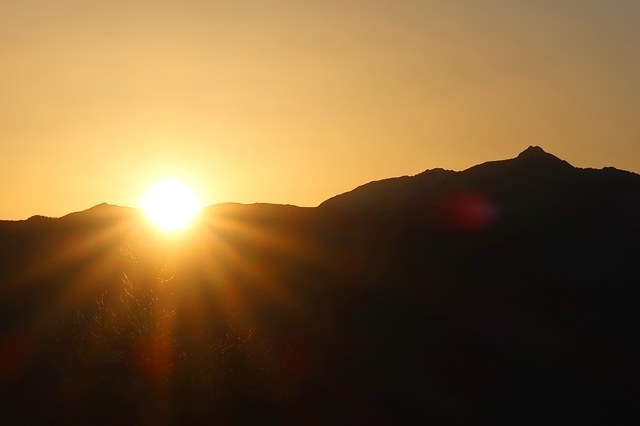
(517, 145, 549, 159)
(514, 146, 573, 169)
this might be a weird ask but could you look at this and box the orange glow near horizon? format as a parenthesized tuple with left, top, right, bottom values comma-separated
(1, 1, 639, 220)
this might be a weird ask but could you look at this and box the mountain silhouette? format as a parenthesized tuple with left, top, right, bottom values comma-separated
(322, 146, 582, 212)
(1, 147, 639, 425)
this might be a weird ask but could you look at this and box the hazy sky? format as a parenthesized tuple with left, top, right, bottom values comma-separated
(1, 0, 639, 219)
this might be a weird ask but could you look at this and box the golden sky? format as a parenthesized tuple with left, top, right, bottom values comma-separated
(1, 0, 639, 219)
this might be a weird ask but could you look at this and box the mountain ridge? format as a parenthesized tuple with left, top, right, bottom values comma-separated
(1, 146, 640, 424)
(4, 146, 638, 222)
(319, 146, 638, 213)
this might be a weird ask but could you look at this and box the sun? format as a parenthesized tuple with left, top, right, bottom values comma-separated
(141, 179, 202, 231)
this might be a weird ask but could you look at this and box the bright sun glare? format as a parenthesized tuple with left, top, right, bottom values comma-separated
(141, 179, 202, 231)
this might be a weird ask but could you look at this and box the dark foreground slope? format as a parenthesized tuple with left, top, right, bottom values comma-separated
(1, 147, 640, 425)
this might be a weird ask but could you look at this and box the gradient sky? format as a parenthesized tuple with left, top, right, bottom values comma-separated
(1, 0, 639, 219)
